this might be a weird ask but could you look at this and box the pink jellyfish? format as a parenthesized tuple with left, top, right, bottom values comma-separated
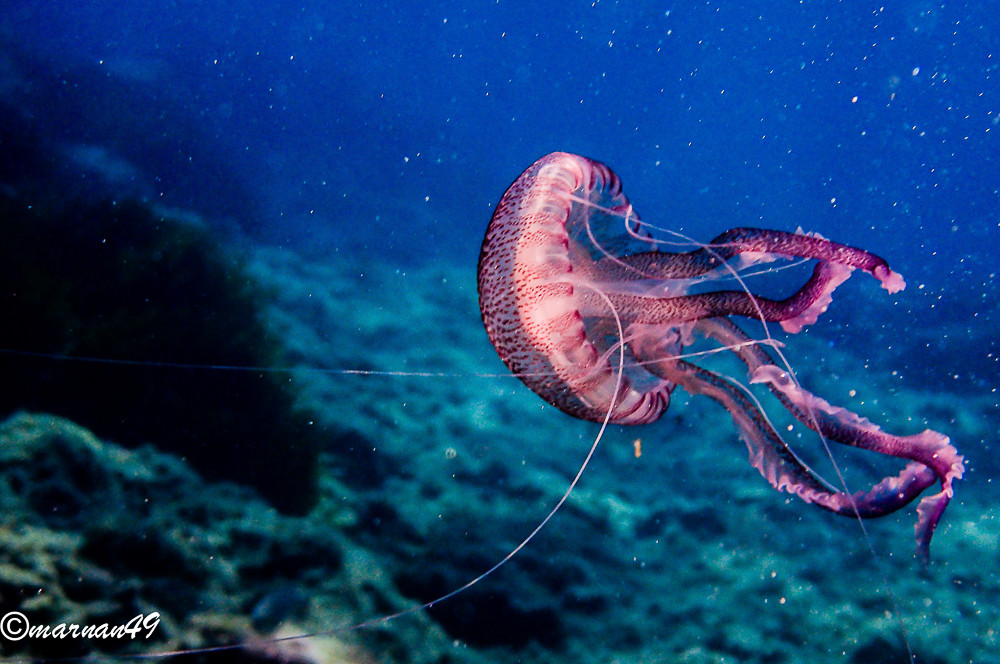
(477, 152, 963, 564)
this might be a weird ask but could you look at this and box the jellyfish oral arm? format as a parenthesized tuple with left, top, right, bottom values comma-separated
(692, 317, 963, 564)
(751, 364, 964, 565)
(579, 260, 856, 333)
(627, 320, 954, 563)
(599, 227, 905, 285)
(638, 315, 964, 565)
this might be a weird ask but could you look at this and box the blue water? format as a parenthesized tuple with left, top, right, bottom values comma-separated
(7, 1, 997, 378)
(1, 1, 998, 662)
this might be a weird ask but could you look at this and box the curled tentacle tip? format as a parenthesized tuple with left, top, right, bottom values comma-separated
(874, 264, 906, 293)
(914, 490, 952, 567)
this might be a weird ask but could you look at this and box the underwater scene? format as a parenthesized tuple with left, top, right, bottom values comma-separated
(0, 2, 997, 663)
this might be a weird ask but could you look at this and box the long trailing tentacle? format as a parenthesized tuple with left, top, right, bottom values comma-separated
(750, 363, 963, 566)
(627, 328, 937, 517)
(691, 317, 964, 564)
(628, 329, 947, 541)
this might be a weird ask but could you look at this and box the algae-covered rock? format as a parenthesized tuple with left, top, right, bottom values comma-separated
(0, 412, 448, 663)
(0, 189, 321, 513)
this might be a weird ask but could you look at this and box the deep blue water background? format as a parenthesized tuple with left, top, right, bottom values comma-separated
(2, 1, 998, 662)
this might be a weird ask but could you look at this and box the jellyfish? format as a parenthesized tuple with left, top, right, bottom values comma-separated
(477, 152, 963, 564)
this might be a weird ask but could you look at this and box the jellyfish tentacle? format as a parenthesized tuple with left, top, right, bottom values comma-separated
(627, 332, 938, 522)
(581, 261, 854, 332)
(610, 227, 906, 294)
(695, 317, 963, 563)
(750, 364, 964, 565)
